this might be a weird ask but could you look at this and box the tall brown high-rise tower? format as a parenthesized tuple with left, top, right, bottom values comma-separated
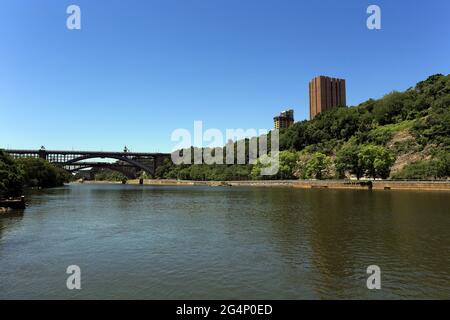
(309, 76, 346, 119)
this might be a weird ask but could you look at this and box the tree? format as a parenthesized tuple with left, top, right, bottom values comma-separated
(435, 152, 450, 178)
(155, 158, 177, 178)
(277, 151, 298, 179)
(16, 157, 71, 188)
(304, 152, 333, 180)
(0, 150, 24, 198)
(251, 151, 297, 180)
(358, 144, 395, 179)
(94, 169, 127, 182)
(335, 141, 364, 179)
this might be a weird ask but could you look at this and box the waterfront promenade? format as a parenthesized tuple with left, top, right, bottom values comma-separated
(91, 179, 450, 192)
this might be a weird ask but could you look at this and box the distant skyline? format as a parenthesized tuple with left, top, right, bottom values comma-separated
(1, 0, 449, 152)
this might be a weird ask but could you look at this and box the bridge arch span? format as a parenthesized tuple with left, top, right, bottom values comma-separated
(65, 154, 154, 175)
(4, 149, 172, 178)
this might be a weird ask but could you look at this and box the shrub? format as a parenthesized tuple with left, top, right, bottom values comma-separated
(0, 150, 24, 198)
(16, 157, 71, 188)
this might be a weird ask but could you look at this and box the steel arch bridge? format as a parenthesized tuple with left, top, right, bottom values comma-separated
(4, 148, 171, 177)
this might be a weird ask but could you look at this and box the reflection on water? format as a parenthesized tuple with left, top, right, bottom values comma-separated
(0, 210, 24, 240)
(0, 184, 449, 299)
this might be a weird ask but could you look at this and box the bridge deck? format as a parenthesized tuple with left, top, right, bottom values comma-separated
(5, 149, 170, 157)
(3, 149, 172, 176)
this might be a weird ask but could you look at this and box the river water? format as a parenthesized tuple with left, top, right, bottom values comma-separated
(0, 183, 449, 299)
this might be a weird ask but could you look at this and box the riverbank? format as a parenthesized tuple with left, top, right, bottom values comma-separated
(81, 179, 450, 191)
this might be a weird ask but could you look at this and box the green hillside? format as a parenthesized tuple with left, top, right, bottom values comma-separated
(276, 73, 449, 180)
(157, 74, 449, 181)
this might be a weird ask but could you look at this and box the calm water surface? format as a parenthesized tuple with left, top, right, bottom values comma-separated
(0, 184, 449, 299)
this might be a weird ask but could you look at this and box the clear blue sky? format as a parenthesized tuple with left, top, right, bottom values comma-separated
(1, 0, 449, 152)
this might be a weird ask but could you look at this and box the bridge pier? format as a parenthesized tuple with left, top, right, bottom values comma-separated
(38, 149, 47, 160)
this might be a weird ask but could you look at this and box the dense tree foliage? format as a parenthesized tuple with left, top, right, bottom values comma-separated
(15, 157, 72, 188)
(251, 151, 298, 180)
(279, 74, 449, 153)
(303, 152, 334, 180)
(391, 152, 450, 180)
(1, 152, 72, 198)
(357, 145, 395, 179)
(94, 169, 128, 182)
(156, 158, 253, 181)
(335, 139, 364, 179)
(0, 150, 24, 198)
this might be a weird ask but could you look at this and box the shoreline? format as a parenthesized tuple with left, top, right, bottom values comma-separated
(79, 179, 450, 192)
